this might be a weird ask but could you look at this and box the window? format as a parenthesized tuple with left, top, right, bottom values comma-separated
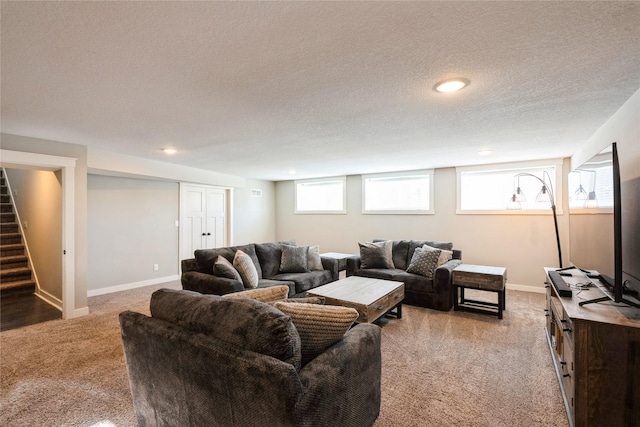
(456, 160, 563, 214)
(362, 170, 434, 214)
(295, 176, 346, 214)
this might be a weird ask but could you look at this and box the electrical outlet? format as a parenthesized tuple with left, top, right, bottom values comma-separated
(23, 221, 28, 229)
(153, 264, 159, 271)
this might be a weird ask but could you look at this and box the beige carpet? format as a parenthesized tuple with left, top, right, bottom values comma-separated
(1, 281, 568, 427)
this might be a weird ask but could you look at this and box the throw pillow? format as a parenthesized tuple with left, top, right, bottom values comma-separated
(223, 285, 289, 303)
(280, 245, 310, 273)
(273, 301, 358, 365)
(308, 245, 324, 271)
(213, 255, 243, 283)
(422, 244, 453, 267)
(406, 246, 442, 278)
(233, 250, 259, 288)
(359, 240, 394, 269)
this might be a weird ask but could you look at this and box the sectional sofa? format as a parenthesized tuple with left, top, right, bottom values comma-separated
(346, 239, 462, 311)
(181, 240, 339, 298)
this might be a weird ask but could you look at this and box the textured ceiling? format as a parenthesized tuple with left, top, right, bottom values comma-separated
(2, 1, 639, 181)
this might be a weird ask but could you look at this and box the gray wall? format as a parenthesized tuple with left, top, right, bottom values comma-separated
(87, 175, 180, 291)
(568, 89, 639, 278)
(4, 168, 63, 300)
(275, 165, 572, 290)
(232, 178, 276, 245)
(86, 174, 276, 293)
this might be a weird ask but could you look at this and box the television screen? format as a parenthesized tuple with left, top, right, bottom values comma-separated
(568, 146, 615, 279)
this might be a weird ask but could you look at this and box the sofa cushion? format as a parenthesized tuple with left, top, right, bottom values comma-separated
(213, 256, 243, 282)
(273, 301, 358, 365)
(195, 244, 262, 278)
(280, 245, 310, 273)
(256, 279, 297, 297)
(308, 245, 324, 271)
(421, 244, 453, 267)
(271, 270, 333, 294)
(406, 246, 442, 278)
(407, 240, 453, 267)
(222, 285, 289, 303)
(234, 250, 259, 288)
(374, 239, 411, 270)
(255, 240, 296, 279)
(359, 241, 393, 269)
(354, 268, 434, 293)
(150, 288, 302, 369)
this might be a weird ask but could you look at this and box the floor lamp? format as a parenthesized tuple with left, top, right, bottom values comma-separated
(507, 171, 563, 268)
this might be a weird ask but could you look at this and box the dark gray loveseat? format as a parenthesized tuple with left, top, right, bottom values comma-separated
(119, 288, 381, 426)
(181, 241, 338, 298)
(346, 239, 462, 311)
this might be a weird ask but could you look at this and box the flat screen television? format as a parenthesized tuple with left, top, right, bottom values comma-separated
(568, 142, 640, 308)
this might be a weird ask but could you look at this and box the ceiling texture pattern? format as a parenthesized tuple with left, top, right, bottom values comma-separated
(1, 1, 639, 181)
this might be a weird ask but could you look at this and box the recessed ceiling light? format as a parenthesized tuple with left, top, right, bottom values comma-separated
(478, 150, 492, 156)
(434, 78, 470, 93)
(162, 148, 177, 155)
(288, 169, 297, 175)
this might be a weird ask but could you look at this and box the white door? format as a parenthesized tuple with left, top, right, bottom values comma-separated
(206, 188, 226, 248)
(180, 184, 228, 264)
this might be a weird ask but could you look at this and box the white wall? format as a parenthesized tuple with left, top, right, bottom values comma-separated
(276, 163, 572, 290)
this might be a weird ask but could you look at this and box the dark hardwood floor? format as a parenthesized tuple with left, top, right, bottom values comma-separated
(1, 293, 61, 331)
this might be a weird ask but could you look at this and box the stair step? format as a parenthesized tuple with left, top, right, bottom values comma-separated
(0, 186, 7, 195)
(0, 233, 22, 245)
(0, 280, 36, 297)
(0, 244, 25, 257)
(0, 195, 9, 204)
(0, 266, 32, 281)
(0, 255, 28, 269)
(1, 212, 16, 223)
(0, 222, 19, 233)
(1, 204, 13, 213)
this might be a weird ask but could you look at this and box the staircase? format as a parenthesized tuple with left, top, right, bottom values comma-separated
(1, 170, 36, 297)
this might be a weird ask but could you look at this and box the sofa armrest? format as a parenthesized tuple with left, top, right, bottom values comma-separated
(434, 258, 463, 296)
(181, 258, 199, 273)
(320, 256, 339, 281)
(345, 256, 361, 277)
(296, 323, 381, 426)
(181, 271, 244, 295)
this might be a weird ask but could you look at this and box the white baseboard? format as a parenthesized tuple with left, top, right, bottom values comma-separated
(506, 283, 546, 294)
(73, 306, 90, 317)
(35, 289, 62, 311)
(87, 275, 180, 297)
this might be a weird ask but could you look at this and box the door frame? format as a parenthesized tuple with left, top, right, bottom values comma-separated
(0, 149, 77, 319)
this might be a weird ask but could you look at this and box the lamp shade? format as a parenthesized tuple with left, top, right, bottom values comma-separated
(507, 194, 522, 210)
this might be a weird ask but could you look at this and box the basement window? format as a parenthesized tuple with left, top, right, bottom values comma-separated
(362, 170, 434, 214)
(456, 159, 563, 214)
(295, 176, 346, 214)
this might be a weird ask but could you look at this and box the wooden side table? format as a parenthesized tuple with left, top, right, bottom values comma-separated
(320, 252, 356, 274)
(452, 264, 507, 319)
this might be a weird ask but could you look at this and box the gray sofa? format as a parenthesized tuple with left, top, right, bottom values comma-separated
(346, 239, 462, 311)
(119, 288, 381, 427)
(181, 241, 338, 298)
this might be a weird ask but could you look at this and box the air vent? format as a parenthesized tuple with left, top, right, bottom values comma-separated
(251, 189, 263, 197)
